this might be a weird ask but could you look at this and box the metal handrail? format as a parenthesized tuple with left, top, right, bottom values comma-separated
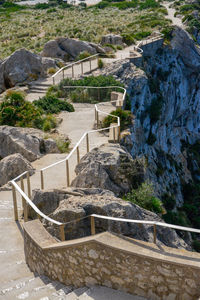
(52, 54, 99, 85)
(10, 85, 126, 231)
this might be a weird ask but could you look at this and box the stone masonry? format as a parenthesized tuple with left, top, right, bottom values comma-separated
(24, 220, 200, 300)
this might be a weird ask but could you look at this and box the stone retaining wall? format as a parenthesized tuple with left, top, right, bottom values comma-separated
(24, 220, 200, 300)
(140, 38, 164, 57)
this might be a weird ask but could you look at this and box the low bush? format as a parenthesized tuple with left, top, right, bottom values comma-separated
(0, 91, 58, 132)
(98, 58, 104, 69)
(33, 95, 74, 114)
(0, 91, 42, 127)
(124, 182, 163, 214)
(76, 51, 91, 61)
(57, 75, 124, 103)
(102, 108, 132, 131)
(55, 137, 70, 153)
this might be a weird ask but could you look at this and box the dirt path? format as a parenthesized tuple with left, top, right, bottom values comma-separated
(162, 2, 184, 27)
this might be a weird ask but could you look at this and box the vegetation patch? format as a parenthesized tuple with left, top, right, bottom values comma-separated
(103, 108, 132, 131)
(48, 75, 124, 104)
(124, 182, 163, 214)
(33, 95, 74, 114)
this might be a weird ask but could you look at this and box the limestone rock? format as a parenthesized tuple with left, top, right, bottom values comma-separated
(0, 153, 34, 187)
(71, 143, 145, 196)
(0, 48, 57, 93)
(41, 40, 67, 60)
(30, 187, 189, 249)
(57, 38, 96, 58)
(41, 37, 105, 59)
(0, 126, 59, 162)
(41, 57, 57, 73)
(171, 26, 200, 71)
(101, 34, 123, 45)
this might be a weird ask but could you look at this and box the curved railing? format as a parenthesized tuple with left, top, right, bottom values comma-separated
(10, 39, 200, 247)
(52, 54, 99, 85)
(10, 84, 126, 240)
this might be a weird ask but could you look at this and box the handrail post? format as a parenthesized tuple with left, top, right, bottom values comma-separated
(91, 216, 95, 235)
(72, 65, 74, 78)
(86, 133, 89, 153)
(20, 177, 28, 222)
(77, 146, 80, 164)
(113, 127, 116, 143)
(12, 185, 18, 221)
(153, 224, 157, 244)
(89, 58, 92, 72)
(26, 172, 31, 199)
(95, 107, 97, 121)
(66, 160, 70, 187)
(118, 125, 120, 142)
(62, 69, 64, 80)
(97, 111, 99, 128)
(40, 170, 44, 190)
(81, 62, 83, 75)
(53, 77, 55, 85)
(59, 224, 65, 241)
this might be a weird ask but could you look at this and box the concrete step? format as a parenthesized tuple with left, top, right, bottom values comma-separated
(62, 287, 88, 300)
(1, 275, 72, 300)
(78, 286, 146, 300)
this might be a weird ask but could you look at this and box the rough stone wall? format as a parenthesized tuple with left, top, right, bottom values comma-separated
(24, 221, 200, 300)
(140, 38, 164, 57)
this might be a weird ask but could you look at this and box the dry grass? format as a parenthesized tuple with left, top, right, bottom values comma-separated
(0, 5, 170, 59)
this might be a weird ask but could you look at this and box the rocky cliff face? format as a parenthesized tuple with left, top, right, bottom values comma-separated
(100, 26, 200, 209)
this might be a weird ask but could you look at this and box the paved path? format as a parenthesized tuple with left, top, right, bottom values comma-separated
(0, 50, 132, 299)
(162, 2, 184, 27)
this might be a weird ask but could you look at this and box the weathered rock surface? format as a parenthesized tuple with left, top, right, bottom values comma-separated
(101, 34, 123, 45)
(0, 48, 56, 93)
(30, 187, 189, 249)
(0, 153, 34, 188)
(0, 126, 59, 162)
(41, 37, 105, 59)
(71, 143, 145, 196)
(98, 27, 200, 207)
(171, 26, 200, 71)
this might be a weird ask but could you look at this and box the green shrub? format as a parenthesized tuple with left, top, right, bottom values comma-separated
(0, 92, 42, 128)
(148, 96, 163, 124)
(76, 51, 91, 61)
(56, 137, 70, 153)
(124, 182, 163, 214)
(121, 33, 135, 45)
(33, 95, 74, 114)
(133, 31, 151, 40)
(162, 193, 176, 210)
(102, 108, 132, 131)
(98, 58, 104, 69)
(147, 132, 156, 145)
(139, 0, 159, 10)
(192, 240, 200, 252)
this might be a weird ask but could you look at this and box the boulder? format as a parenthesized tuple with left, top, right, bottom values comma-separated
(101, 34, 123, 45)
(0, 48, 57, 93)
(57, 38, 96, 58)
(71, 143, 145, 196)
(171, 26, 200, 71)
(0, 126, 59, 162)
(30, 187, 189, 249)
(0, 153, 34, 187)
(41, 37, 105, 59)
(41, 40, 66, 60)
(41, 57, 57, 73)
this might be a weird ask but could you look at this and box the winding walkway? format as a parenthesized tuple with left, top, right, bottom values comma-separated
(162, 2, 185, 28)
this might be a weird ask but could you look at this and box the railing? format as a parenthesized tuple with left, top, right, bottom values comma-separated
(9, 41, 200, 248)
(10, 84, 126, 241)
(138, 32, 164, 47)
(52, 54, 99, 85)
